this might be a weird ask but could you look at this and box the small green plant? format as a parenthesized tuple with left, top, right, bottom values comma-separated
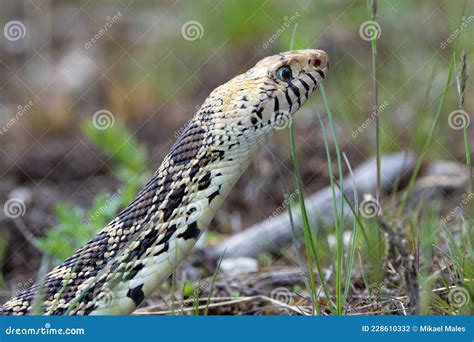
(37, 120, 150, 264)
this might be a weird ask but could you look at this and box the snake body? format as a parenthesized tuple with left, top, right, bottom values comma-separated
(1, 49, 328, 315)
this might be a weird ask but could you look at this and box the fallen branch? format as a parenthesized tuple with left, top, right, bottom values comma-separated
(204, 151, 416, 259)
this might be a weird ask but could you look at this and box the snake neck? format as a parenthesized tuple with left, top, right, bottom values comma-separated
(150, 123, 270, 233)
(80, 120, 270, 315)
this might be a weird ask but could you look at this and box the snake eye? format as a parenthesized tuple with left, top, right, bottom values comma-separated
(275, 66, 292, 82)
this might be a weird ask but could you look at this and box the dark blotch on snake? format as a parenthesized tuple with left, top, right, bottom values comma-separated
(189, 164, 200, 180)
(127, 284, 145, 306)
(84, 304, 96, 315)
(177, 221, 201, 240)
(124, 264, 145, 281)
(153, 224, 177, 256)
(198, 174, 215, 193)
(208, 188, 220, 204)
(162, 184, 186, 222)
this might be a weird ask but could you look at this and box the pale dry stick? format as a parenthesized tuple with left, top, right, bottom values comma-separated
(373, 285, 469, 313)
(135, 296, 259, 315)
(349, 308, 408, 316)
(207, 151, 416, 260)
(135, 295, 309, 315)
(360, 298, 408, 316)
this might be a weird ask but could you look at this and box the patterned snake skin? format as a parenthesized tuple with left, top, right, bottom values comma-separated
(1, 49, 328, 315)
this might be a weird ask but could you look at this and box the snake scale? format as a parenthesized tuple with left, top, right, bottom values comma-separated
(1, 49, 328, 315)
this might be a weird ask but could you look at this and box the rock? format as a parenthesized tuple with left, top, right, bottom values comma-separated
(220, 257, 258, 275)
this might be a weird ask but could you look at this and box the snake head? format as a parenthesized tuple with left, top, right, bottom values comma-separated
(202, 49, 328, 144)
(248, 49, 329, 132)
(192, 49, 328, 158)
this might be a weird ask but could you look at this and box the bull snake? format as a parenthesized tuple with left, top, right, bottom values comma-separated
(1, 49, 328, 315)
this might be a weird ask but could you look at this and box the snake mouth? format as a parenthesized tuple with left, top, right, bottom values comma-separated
(303, 49, 329, 78)
(279, 49, 329, 69)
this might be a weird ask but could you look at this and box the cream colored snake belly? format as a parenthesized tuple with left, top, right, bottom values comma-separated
(1, 49, 328, 315)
